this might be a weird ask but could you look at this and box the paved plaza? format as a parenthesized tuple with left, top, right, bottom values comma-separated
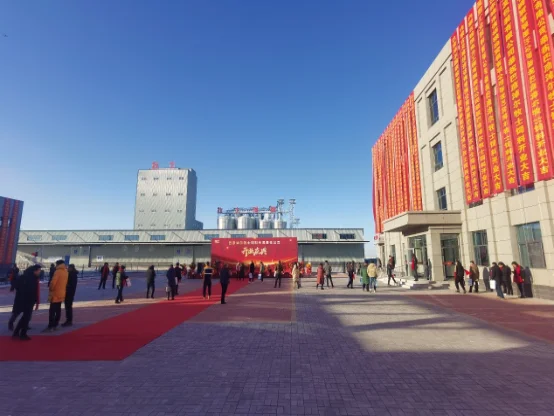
(1, 276, 554, 416)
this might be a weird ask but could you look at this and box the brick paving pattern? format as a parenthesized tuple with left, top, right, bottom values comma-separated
(1, 277, 554, 415)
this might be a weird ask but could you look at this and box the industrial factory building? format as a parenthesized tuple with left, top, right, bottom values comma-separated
(17, 228, 365, 271)
(372, 0, 554, 299)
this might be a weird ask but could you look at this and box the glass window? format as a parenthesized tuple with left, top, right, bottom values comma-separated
(153, 193, 158, 196)
(203, 234, 219, 240)
(437, 187, 447, 210)
(432, 142, 443, 171)
(258, 233, 273, 238)
(516, 222, 546, 268)
(150, 234, 166, 241)
(179, 177, 184, 180)
(472, 230, 489, 266)
(140, 193, 145, 197)
(98, 235, 113, 241)
(153, 177, 159, 181)
(231, 233, 247, 238)
(141, 177, 147, 180)
(390, 245, 396, 260)
(178, 193, 184, 196)
(311, 233, 327, 239)
(166, 193, 171, 196)
(510, 184, 535, 196)
(51, 235, 67, 241)
(26, 235, 42, 242)
(124, 235, 139, 241)
(339, 233, 355, 239)
(167, 177, 172, 180)
(177, 209, 183, 213)
(428, 89, 439, 125)
(151, 209, 157, 213)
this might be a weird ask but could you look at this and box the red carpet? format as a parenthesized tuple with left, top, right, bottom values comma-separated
(0, 280, 248, 361)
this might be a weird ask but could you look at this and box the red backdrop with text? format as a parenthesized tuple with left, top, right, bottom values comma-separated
(211, 237, 298, 275)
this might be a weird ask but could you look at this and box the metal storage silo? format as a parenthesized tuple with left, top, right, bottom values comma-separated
(218, 216, 237, 230)
(274, 220, 287, 229)
(237, 216, 255, 229)
(259, 219, 274, 229)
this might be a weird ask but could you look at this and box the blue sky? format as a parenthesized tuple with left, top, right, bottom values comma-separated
(1, 0, 475, 254)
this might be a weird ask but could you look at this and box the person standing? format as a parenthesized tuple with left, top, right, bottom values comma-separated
(8, 263, 19, 291)
(454, 260, 466, 294)
(490, 262, 504, 299)
(368, 262, 378, 293)
(259, 261, 265, 282)
(146, 265, 156, 298)
(62, 264, 78, 327)
(48, 263, 55, 287)
(175, 263, 182, 295)
(43, 260, 68, 332)
(166, 264, 176, 300)
(468, 261, 480, 293)
(274, 261, 283, 288)
(112, 262, 120, 289)
(115, 265, 128, 303)
(499, 262, 513, 296)
(511, 261, 525, 298)
(316, 263, 325, 290)
(346, 262, 354, 289)
(360, 261, 370, 292)
(98, 262, 109, 290)
(219, 264, 230, 304)
(292, 262, 300, 289)
(239, 263, 246, 281)
(11, 265, 41, 340)
(323, 260, 333, 288)
(387, 257, 397, 286)
(203, 261, 214, 299)
(411, 255, 419, 281)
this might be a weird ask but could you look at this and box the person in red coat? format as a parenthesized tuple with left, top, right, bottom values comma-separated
(511, 261, 525, 298)
(316, 263, 325, 290)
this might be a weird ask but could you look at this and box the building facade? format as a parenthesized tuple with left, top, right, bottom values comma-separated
(17, 228, 364, 271)
(373, 0, 554, 299)
(0, 196, 24, 274)
(134, 165, 203, 230)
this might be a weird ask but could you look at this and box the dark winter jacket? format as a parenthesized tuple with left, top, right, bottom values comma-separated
(14, 267, 40, 308)
(66, 269, 79, 299)
(203, 266, 213, 282)
(490, 265, 502, 282)
(501, 265, 512, 282)
(101, 265, 110, 279)
(166, 267, 176, 286)
(219, 267, 230, 285)
(455, 263, 465, 279)
(146, 268, 156, 283)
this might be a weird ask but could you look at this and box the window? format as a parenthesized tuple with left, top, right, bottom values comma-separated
(166, 193, 171, 196)
(150, 223, 156, 227)
(153, 193, 158, 196)
(472, 231, 489, 266)
(390, 245, 396, 260)
(167, 177, 172, 180)
(432, 142, 443, 171)
(154, 177, 159, 181)
(179, 177, 184, 180)
(27, 235, 42, 242)
(150, 234, 166, 241)
(339, 233, 355, 240)
(469, 200, 483, 208)
(164, 224, 170, 228)
(151, 209, 157, 213)
(311, 233, 327, 239)
(231, 233, 247, 238)
(176, 224, 182, 228)
(204, 234, 219, 240)
(178, 193, 184, 196)
(124, 234, 140, 241)
(165, 209, 170, 212)
(137, 224, 143, 227)
(177, 209, 183, 213)
(141, 177, 147, 180)
(140, 193, 145, 197)
(510, 184, 535, 196)
(98, 235, 113, 241)
(258, 233, 273, 238)
(428, 89, 439, 125)
(516, 222, 546, 268)
(139, 209, 145, 213)
(51, 235, 67, 241)
(437, 187, 447, 210)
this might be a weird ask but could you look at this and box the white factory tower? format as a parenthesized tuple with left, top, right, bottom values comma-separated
(134, 163, 203, 230)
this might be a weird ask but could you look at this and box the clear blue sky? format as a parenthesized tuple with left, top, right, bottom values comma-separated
(1, 0, 475, 255)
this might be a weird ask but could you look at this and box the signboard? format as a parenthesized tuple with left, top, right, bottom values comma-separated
(211, 237, 298, 274)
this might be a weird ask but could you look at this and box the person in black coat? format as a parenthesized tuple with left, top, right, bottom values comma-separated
(174, 263, 182, 294)
(490, 262, 504, 299)
(11, 265, 41, 340)
(146, 265, 156, 299)
(499, 262, 513, 296)
(166, 264, 176, 300)
(454, 260, 466, 294)
(112, 262, 120, 289)
(219, 264, 230, 304)
(62, 264, 78, 327)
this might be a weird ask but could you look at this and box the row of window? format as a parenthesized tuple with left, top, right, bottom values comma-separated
(472, 222, 545, 269)
(139, 193, 185, 197)
(141, 177, 186, 181)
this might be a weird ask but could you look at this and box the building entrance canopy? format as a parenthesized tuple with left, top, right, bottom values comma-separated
(383, 211, 462, 234)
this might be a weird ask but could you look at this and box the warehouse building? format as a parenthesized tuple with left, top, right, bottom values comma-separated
(17, 228, 365, 271)
(372, 0, 554, 299)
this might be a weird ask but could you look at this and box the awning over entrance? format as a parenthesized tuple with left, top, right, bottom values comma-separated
(383, 211, 462, 234)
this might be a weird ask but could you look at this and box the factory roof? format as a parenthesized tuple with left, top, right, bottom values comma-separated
(19, 228, 365, 245)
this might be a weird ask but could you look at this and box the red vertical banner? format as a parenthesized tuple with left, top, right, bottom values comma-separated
(395, 116, 404, 214)
(516, 0, 554, 180)
(501, 0, 535, 185)
(372, 149, 378, 233)
(402, 105, 411, 212)
(468, 8, 492, 198)
(477, 0, 504, 194)
(5, 200, 20, 265)
(408, 94, 422, 210)
(451, 30, 474, 204)
(0, 200, 10, 263)
(459, 19, 482, 202)
(379, 140, 386, 231)
(529, 0, 554, 178)
(490, 0, 519, 189)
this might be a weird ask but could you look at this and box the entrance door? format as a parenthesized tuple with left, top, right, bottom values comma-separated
(441, 234, 460, 279)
